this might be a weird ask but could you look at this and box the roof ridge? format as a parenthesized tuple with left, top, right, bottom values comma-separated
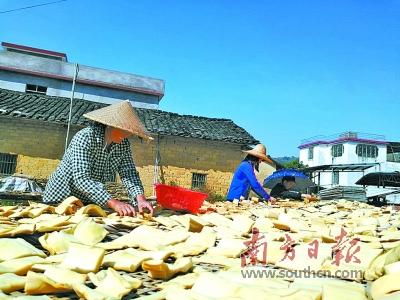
(0, 87, 234, 122)
(139, 108, 235, 122)
(0, 87, 258, 145)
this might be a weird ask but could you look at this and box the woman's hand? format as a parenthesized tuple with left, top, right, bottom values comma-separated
(136, 194, 154, 215)
(107, 198, 137, 216)
(269, 196, 277, 205)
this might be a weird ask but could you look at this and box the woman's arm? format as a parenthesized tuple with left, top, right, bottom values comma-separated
(118, 141, 145, 204)
(241, 162, 271, 200)
(118, 141, 154, 214)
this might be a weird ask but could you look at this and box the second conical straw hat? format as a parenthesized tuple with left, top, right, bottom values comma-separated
(83, 100, 153, 140)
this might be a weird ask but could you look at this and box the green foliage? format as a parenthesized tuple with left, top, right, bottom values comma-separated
(0, 199, 20, 206)
(274, 156, 298, 165)
(206, 192, 226, 203)
(168, 180, 178, 186)
(192, 186, 226, 203)
(283, 159, 307, 170)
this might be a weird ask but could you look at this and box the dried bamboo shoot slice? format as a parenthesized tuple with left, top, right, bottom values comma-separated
(39, 228, 77, 255)
(206, 238, 247, 258)
(322, 284, 367, 300)
(86, 268, 141, 298)
(0, 256, 45, 275)
(0, 273, 26, 293)
(191, 272, 240, 298)
(73, 218, 108, 246)
(142, 257, 193, 280)
(55, 196, 83, 215)
(44, 266, 87, 287)
(25, 271, 68, 295)
(370, 274, 400, 299)
(61, 243, 105, 273)
(36, 216, 71, 233)
(383, 261, 400, 275)
(75, 204, 107, 217)
(0, 238, 46, 261)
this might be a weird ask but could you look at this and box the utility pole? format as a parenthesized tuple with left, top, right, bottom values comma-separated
(64, 63, 79, 153)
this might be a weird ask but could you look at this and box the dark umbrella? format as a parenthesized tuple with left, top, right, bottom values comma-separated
(263, 169, 315, 191)
(356, 172, 400, 188)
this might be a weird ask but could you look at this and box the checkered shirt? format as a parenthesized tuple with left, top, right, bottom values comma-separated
(43, 124, 144, 207)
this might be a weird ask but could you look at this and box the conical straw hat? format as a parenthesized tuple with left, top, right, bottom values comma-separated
(83, 100, 153, 140)
(242, 144, 273, 165)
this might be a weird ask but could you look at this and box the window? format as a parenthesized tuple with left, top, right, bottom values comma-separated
(26, 84, 47, 94)
(191, 173, 207, 190)
(0, 153, 17, 175)
(356, 144, 378, 158)
(308, 147, 314, 160)
(387, 143, 400, 163)
(331, 144, 344, 157)
(332, 171, 339, 185)
(387, 152, 400, 163)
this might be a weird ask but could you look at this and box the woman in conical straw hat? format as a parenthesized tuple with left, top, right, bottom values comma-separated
(43, 100, 154, 216)
(226, 144, 277, 204)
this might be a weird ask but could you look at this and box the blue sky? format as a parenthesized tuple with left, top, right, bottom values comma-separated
(1, 0, 399, 156)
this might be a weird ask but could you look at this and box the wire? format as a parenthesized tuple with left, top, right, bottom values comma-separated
(0, 0, 67, 14)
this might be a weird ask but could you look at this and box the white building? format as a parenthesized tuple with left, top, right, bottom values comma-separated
(299, 132, 400, 203)
(0, 42, 164, 109)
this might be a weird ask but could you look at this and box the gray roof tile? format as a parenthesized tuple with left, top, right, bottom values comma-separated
(0, 88, 258, 145)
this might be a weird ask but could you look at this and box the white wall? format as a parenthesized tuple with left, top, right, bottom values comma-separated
(0, 70, 160, 109)
(0, 50, 164, 109)
(300, 145, 330, 167)
(300, 142, 398, 188)
(0, 51, 164, 94)
(345, 143, 387, 164)
(0, 79, 25, 92)
(299, 148, 309, 166)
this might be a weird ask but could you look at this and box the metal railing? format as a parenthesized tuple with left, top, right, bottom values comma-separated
(0, 153, 17, 175)
(301, 132, 386, 145)
(191, 173, 207, 190)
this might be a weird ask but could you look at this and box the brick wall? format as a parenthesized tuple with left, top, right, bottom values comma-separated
(15, 155, 60, 179)
(0, 117, 80, 159)
(0, 117, 271, 197)
(127, 135, 245, 196)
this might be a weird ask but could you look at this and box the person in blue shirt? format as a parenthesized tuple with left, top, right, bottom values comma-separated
(227, 144, 277, 203)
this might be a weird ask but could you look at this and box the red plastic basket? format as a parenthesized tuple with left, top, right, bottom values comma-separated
(154, 184, 208, 214)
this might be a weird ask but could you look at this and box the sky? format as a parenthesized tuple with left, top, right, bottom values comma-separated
(1, 0, 399, 156)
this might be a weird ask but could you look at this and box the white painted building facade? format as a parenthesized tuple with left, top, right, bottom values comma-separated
(0, 42, 164, 109)
(299, 132, 400, 203)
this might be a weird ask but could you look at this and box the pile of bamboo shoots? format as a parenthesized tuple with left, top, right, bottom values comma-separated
(0, 196, 399, 299)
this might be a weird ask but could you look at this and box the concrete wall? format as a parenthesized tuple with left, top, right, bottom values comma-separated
(0, 70, 159, 109)
(0, 117, 249, 197)
(0, 50, 164, 93)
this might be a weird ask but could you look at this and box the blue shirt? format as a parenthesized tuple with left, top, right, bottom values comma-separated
(226, 161, 270, 201)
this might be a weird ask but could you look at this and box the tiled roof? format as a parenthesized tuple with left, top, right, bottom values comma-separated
(0, 88, 258, 145)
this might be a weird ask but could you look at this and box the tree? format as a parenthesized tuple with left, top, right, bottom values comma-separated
(283, 159, 307, 170)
